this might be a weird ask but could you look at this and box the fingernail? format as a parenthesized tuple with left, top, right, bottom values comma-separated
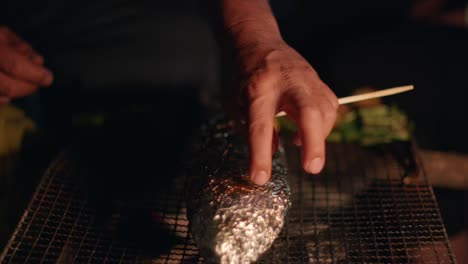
(306, 158, 323, 174)
(31, 54, 44, 65)
(251, 170, 269, 185)
(42, 70, 53, 86)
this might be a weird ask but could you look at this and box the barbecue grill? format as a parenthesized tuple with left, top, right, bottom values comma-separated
(0, 140, 456, 263)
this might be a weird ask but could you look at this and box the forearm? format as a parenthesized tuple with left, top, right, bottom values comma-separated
(223, 0, 282, 43)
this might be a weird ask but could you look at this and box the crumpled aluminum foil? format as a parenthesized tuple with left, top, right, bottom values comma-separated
(185, 117, 291, 264)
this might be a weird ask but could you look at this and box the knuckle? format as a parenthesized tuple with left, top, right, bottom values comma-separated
(3, 57, 18, 74)
(301, 105, 321, 117)
(246, 73, 274, 99)
(247, 82, 262, 99)
(323, 105, 337, 121)
(263, 50, 294, 75)
(263, 49, 282, 64)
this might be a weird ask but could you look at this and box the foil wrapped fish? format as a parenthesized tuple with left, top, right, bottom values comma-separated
(186, 117, 291, 264)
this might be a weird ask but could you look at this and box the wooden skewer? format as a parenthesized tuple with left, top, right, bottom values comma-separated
(275, 85, 414, 117)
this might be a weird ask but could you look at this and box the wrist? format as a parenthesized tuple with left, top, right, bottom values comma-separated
(225, 20, 285, 57)
(229, 20, 283, 45)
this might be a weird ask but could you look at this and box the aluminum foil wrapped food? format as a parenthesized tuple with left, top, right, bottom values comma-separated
(185, 116, 291, 264)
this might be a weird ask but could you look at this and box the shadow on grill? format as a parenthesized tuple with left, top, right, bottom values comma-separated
(0, 131, 455, 263)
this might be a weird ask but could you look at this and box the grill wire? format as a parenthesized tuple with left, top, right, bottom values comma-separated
(0, 142, 456, 263)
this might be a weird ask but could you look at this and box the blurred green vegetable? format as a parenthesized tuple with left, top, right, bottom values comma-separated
(0, 105, 36, 156)
(276, 104, 413, 146)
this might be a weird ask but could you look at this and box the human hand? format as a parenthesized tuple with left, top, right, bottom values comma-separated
(0, 26, 53, 104)
(228, 39, 338, 185)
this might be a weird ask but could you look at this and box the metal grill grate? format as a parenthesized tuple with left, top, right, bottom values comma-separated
(1, 142, 456, 263)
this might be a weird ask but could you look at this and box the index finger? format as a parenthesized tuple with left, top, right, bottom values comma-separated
(0, 48, 53, 86)
(248, 95, 277, 185)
